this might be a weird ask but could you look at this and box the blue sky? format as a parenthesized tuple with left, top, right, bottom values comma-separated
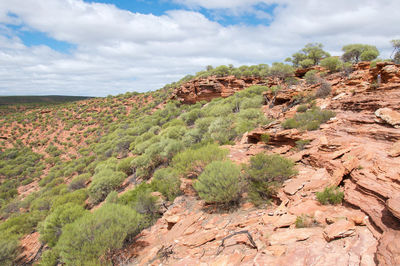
(0, 0, 399, 96)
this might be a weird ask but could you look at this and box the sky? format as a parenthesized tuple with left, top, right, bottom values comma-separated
(0, 0, 399, 97)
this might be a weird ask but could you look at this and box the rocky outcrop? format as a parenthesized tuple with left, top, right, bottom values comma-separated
(16, 232, 42, 265)
(170, 76, 265, 104)
(114, 196, 376, 265)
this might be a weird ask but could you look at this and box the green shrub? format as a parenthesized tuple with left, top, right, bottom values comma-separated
(295, 139, 311, 150)
(304, 70, 319, 85)
(105, 190, 119, 204)
(118, 183, 152, 205)
(208, 116, 237, 144)
(0, 210, 45, 236)
(282, 107, 335, 131)
(239, 96, 264, 110)
(88, 169, 126, 204)
(68, 173, 90, 191)
(181, 109, 203, 125)
(260, 134, 270, 144)
(172, 144, 228, 177)
(151, 168, 181, 201)
(57, 204, 143, 265)
(320, 56, 342, 72)
(0, 233, 19, 266)
(194, 117, 215, 134)
(117, 157, 135, 175)
(246, 154, 297, 205)
(296, 104, 308, 113)
(160, 125, 187, 140)
(193, 161, 241, 205)
(39, 203, 87, 247)
(316, 186, 344, 205)
(51, 189, 88, 211)
(39, 249, 59, 266)
(132, 189, 159, 224)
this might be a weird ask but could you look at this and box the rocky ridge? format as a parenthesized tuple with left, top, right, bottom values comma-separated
(114, 62, 400, 265)
(170, 76, 267, 103)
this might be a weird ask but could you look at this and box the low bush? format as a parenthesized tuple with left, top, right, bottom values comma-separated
(295, 139, 311, 150)
(0, 233, 19, 266)
(208, 116, 237, 144)
(39, 249, 59, 266)
(0, 210, 45, 236)
(172, 144, 228, 177)
(304, 70, 319, 85)
(68, 173, 90, 191)
(246, 154, 297, 205)
(117, 157, 135, 175)
(193, 161, 241, 205)
(316, 186, 344, 205)
(39, 203, 87, 247)
(260, 134, 270, 144)
(57, 204, 144, 265)
(315, 80, 332, 98)
(151, 168, 181, 201)
(282, 107, 335, 131)
(296, 104, 308, 113)
(88, 169, 126, 204)
(51, 189, 88, 211)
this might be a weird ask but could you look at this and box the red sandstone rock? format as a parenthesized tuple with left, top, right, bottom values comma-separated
(377, 230, 400, 266)
(323, 219, 356, 242)
(388, 141, 400, 157)
(375, 107, 400, 128)
(16, 232, 42, 264)
(170, 76, 265, 104)
(387, 197, 400, 220)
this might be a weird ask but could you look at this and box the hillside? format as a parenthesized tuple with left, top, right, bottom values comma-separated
(1, 51, 400, 265)
(0, 96, 91, 106)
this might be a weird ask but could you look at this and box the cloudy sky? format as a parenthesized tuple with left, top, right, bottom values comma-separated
(0, 0, 399, 96)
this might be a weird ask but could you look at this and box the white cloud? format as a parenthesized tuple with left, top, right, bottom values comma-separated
(0, 0, 399, 96)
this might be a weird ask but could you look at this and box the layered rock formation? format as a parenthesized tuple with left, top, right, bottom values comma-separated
(170, 76, 266, 104)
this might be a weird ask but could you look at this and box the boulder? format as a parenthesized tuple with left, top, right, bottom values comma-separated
(375, 108, 400, 128)
(388, 141, 400, 157)
(273, 214, 297, 229)
(323, 219, 356, 242)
